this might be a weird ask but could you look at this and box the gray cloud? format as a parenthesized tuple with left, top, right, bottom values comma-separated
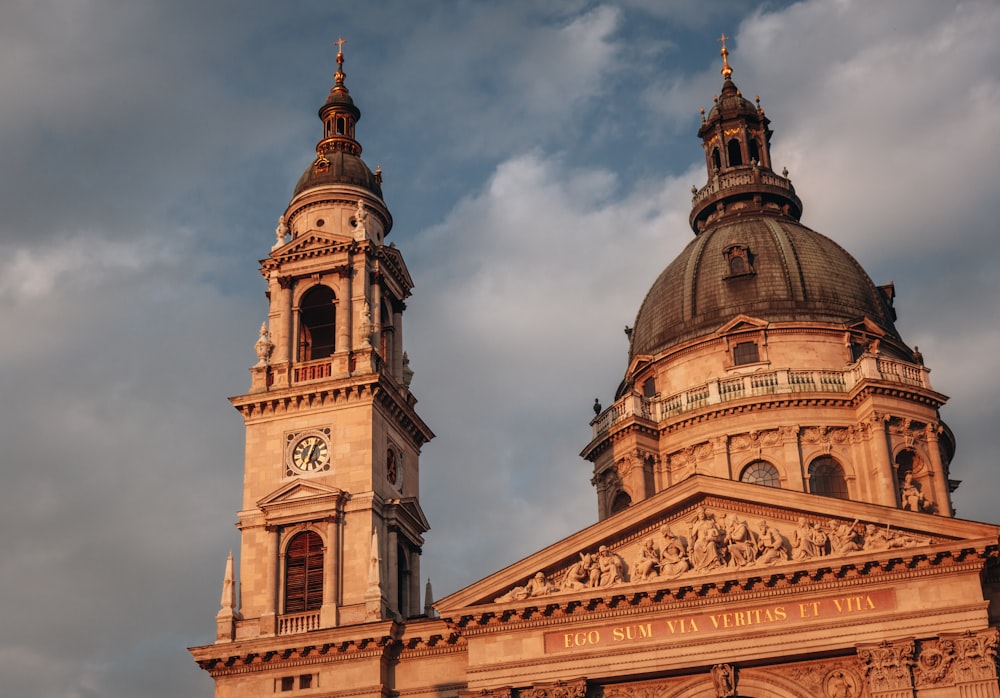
(1, 2, 997, 696)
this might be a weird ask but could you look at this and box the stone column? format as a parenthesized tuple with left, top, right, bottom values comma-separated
(924, 424, 953, 516)
(392, 306, 404, 379)
(857, 639, 915, 698)
(863, 413, 896, 507)
(261, 526, 279, 636)
(409, 546, 421, 620)
(386, 524, 399, 615)
(276, 275, 293, 365)
(320, 516, 340, 628)
(370, 271, 382, 359)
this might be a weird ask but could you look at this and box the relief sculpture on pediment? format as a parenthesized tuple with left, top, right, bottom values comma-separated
(492, 509, 937, 604)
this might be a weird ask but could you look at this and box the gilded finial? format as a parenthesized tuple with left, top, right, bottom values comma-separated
(334, 36, 348, 86)
(718, 33, 733, 80)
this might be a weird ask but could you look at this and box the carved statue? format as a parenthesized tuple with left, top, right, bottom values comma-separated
(658, 526, 690, 579)
(359, 301, 373, 348)
(401, 351, 414, 387)
(811, 521, 830, 556)
(689, 507, 725, 571)
(825, 668, 858, 697)
(494, 572, 556, 603)
(561, 552, 596, 590)
(828, 519, 861, 554)
(711, 663, 736, 697)
(273, 215, 289, 249)
(597, 545, 625, 587)
(791, 517, 820, 560)
(757, 519, 787, 565)
(900, 472, 927, 512)
(632, 538, 659, 581)
(724, 515, 757, 567)
(354, 199, 369, 239)
(863, 524, 929, 551)
(254, 322, 274, 367)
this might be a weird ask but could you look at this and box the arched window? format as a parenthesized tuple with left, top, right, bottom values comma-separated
(609, 490, 631, 515)
(299, 286, 336, 361)
(336, 116, 346, 135)
(748, 138, 760, 164)
(740, 460, 780, 487)
(809, 457, 849, 499)
(727, 138, 743, 166)
(712, 147, 721, 172)
(285, 531, 324, 613)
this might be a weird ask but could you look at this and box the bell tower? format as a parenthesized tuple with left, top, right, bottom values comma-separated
(216, 42, 434, 645)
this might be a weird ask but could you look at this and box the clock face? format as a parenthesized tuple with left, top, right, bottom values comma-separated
(291, 434, 330, 472)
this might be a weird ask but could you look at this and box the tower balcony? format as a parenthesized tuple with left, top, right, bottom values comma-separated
(689, 165, 802, 232)
(590, 355, 934, 440)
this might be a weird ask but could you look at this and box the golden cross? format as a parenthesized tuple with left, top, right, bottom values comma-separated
(335, 36, 347, 55)
(718, 33, 728, 46)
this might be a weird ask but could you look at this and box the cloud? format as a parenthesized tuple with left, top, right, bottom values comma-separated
(409, 150, 698, 589)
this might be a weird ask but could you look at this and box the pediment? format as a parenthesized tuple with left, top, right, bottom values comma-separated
(847, 316, 887, 337)
(378, 244, 414, 291)
(256, 480, 346, 525)
(436, 475, 1000, 616)
(269, 230, 352, 260)
(716, 314, 768, 335)
(386, 496, 431, 541)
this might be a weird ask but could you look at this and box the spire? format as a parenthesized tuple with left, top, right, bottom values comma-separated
(316, 37, 362, 159)
(218, 550, 237, 615)
(365, 529, 385, 620)
(215, 551, 241, 642)
(367, 529, 381, 590)
(424, 578, 435, 618)
(719, 33, 733, 80)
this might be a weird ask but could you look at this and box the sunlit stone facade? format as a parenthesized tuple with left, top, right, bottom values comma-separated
(191, 43, 1000, 698)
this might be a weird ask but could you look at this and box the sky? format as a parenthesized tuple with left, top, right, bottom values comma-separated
(1, 1, 998, 696)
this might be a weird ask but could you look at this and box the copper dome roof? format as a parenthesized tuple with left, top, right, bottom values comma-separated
(629, 214, 900, 360)
(292, 150, 384, 198)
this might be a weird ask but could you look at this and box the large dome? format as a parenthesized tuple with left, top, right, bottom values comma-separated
(629, 213, 899, 360)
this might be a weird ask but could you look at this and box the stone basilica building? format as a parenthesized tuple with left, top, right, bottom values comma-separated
(191, 42, 1000, 697)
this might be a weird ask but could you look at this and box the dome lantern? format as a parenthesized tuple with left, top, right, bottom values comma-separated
(690, 35, 801, 233)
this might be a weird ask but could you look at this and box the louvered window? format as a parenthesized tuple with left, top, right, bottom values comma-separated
(285, 531, 324, 613)
(733, 341, 759, 365)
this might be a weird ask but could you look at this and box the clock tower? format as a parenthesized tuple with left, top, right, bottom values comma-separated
(216, 44, 433, 645)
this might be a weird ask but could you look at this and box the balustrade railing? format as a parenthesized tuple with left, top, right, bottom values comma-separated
(691, 166, 794, 208)
(294, 359, 332, 383)
(279, 610, 320, 635)
(591, 357, 931, 438)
